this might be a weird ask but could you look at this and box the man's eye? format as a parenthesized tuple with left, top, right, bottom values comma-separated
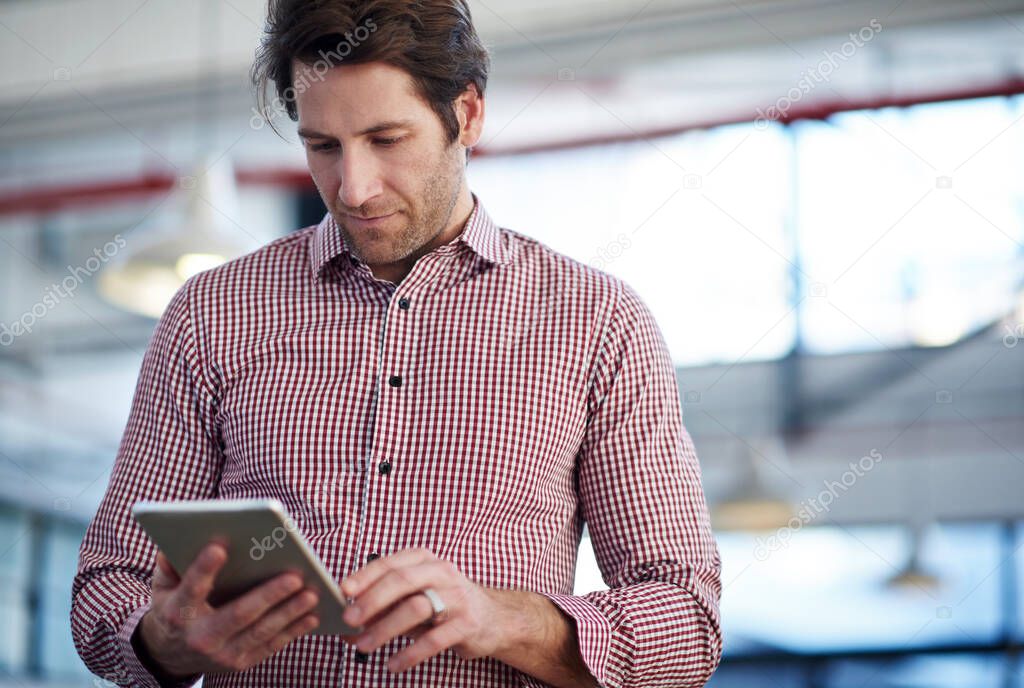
(374, 137, 403, 147)
(310, 142, 337, 152)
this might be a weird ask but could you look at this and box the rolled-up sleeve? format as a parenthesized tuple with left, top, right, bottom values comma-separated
(70, 280, 221, 688)
(534, 282, 723, 687)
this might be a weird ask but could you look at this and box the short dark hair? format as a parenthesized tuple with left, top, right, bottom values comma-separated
(251, 0, 490, 146)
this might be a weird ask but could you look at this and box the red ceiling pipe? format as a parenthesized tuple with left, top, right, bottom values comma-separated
(0, 170, 179, 215)
(477, 77, 1024, 157)
(1, 78, 1022, 216)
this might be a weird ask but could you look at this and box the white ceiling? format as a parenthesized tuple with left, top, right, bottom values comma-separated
(1, 0, 1023, 152)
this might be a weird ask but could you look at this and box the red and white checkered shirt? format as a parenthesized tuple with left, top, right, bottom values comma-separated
(72, 194, 722, 687)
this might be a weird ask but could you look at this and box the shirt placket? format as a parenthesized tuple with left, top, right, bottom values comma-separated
(347, 266, 429, 673)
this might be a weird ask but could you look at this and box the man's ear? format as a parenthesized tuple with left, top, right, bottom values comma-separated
(455, 83, 485, 149)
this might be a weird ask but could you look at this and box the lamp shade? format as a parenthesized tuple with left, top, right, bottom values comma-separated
(711, 439, 796, 532)
(99, 158, 252, 318)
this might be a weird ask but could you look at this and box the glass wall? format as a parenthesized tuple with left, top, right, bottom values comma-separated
(470, 95, 1024, 364)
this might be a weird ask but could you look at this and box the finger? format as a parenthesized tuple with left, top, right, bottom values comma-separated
(339, 595, 405, 645)
(174, 542, 228, 606)
(340, 547, 435, 597)
(353, 592, 436, 653)
(388, 621, 462, 673)
(258, 611, 320, 660)
(344, 560, 451, 627)
(206, 571, 305, 639)
(152, 551, 180, 591)
(229, 588, 320, 656)
(406, 623, 430, 640)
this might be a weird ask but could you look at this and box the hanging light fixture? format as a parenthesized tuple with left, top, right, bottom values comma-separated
(711, 438, 796, 531)
(885, 523, 942, 591)
(98, 1, 252, 318)
(98, 158, 251, 318)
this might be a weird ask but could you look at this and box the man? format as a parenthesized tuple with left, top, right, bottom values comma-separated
(71, 1, 723, 686)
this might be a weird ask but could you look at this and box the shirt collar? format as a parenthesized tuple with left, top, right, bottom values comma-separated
(310, 192, 512, 284)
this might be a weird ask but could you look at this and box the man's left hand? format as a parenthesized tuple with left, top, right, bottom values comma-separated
(339, 548, 512, 673)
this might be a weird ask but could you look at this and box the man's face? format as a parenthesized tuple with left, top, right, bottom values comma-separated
(294, 61, 467, 275)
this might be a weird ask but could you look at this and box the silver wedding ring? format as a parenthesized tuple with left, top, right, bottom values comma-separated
(421, 587, 449, 625)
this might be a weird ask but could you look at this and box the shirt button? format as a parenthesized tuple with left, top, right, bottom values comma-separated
(378, 460, 392, 475)
(398, 297, 410, 310)
(367, 552, 380, 562)
(354, 650, 369, 664)
(388, 375, 402, 388)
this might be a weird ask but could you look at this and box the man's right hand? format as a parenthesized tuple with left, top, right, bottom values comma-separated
(135, 541, 321, 678)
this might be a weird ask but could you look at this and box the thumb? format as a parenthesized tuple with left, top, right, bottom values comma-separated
(153, 550, 180, 590)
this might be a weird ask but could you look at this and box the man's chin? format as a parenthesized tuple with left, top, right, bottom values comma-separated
(341, 230, 390, 258)
(346, 240, 412, 269)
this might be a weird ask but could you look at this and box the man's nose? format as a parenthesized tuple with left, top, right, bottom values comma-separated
(338, 147, 383, 210)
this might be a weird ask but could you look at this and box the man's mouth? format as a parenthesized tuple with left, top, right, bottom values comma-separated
(345, 211, 398, 228)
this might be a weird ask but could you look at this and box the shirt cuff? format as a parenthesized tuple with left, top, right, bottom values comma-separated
(118, 601, 202, 688)
(526, 592, 612, 687)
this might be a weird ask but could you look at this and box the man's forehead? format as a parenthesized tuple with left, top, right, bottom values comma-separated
(292, 60, 425, 131)
(291, 59, 417, 96)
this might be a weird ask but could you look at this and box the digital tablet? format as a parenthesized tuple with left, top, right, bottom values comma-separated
(132, 497, 361, 636)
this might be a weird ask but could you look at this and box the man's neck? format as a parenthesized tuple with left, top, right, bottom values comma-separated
(369, 187, 474, 284)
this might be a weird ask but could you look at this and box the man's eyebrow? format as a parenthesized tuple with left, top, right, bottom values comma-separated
(297, 119, 416, 140)
(357, 119, 415, 136)
(297, 127, 331, 140)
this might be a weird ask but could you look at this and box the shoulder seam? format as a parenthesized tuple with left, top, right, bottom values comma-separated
(177, 278, 220, 407)
(584, 278, 626, 414)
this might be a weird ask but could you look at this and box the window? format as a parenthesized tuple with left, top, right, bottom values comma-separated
(0, 507, 31, 673)
(470, 95, 1024, 364)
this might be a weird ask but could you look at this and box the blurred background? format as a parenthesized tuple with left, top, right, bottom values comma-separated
(1, 0, 1023, 686)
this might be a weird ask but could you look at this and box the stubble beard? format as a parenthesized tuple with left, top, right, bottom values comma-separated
(334, 144, 464, 268)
